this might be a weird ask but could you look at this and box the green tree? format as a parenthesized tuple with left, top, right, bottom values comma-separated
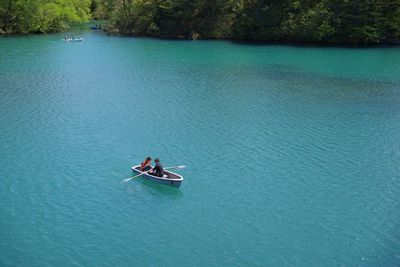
(0, 0, 91, 34)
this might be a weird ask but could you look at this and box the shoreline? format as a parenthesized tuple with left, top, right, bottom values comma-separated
(2, 28, 400, 48)
(105, 29, 400, 48)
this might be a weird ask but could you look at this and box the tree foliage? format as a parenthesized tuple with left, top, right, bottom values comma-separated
(2, 0, 400, 44)
(0, 0, 91, 34)
(92, 0, 400, 44)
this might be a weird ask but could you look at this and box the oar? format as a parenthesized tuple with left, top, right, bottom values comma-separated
(122, 171, 149, 183)
(122, 165, 186, 183)
(164, 165, 186, 170)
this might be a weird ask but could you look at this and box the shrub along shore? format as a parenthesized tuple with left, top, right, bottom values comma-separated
(1, 0, 400, 45)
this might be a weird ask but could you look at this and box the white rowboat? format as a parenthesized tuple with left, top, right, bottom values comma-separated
(63, 38, 83, 42)
(131, 165, 183, 188)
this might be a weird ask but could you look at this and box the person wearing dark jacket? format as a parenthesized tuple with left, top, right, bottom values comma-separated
(151, 158, 164, 177)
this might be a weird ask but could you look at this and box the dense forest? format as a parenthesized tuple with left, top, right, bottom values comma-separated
(1, 0, 400, 45)
(96, 0, 400, 45)
(0, 0, 91, 34)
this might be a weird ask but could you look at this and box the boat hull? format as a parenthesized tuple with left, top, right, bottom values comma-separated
(131, 165, 183, 188)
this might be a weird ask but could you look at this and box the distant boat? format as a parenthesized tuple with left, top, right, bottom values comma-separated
(131, 165, 183, 188)
(63, 37, 83, 42)
(91, 26, 102, 30)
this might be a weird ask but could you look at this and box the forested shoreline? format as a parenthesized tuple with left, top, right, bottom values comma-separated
(1, 0, 400, 45)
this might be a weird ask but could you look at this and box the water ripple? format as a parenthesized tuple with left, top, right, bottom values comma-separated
(1, 33, 400, 266)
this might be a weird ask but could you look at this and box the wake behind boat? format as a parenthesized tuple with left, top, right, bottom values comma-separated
(131, 165, 183, 188)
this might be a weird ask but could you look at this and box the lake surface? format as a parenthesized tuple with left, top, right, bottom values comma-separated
(1, 27, 400, 266)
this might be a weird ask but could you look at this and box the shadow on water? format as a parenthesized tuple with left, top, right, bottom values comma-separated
(137, 178, 184, 199)
(228, 39, 399, 48)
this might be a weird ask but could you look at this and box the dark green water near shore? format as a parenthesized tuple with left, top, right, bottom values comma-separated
(1, 29, 400, 266)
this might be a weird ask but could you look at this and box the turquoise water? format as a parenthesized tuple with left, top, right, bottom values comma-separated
(1, 28, 400, 266)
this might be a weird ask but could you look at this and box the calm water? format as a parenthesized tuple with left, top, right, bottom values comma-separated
(1, 27, 400, 266)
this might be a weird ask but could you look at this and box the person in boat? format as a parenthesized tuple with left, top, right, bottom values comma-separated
(150, 158, 164, 177)
(140, 156, 152, 172)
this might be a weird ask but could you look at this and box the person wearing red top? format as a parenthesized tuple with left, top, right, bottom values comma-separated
(140, 156, 152, 172)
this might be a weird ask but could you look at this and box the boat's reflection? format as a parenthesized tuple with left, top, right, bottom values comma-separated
(136, 178, 184, 198)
